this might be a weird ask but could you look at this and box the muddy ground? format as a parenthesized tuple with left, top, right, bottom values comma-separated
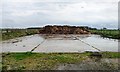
(56, 58, 119, 70)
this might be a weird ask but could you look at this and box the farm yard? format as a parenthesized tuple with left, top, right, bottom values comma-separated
(2, 0, 119, 71)
(0, 26, 120, 71)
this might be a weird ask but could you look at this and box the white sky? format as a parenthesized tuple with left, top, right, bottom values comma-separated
(1, 0, 119, 29)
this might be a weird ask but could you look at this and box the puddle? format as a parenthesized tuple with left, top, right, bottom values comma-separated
(77, 35, 118, 52)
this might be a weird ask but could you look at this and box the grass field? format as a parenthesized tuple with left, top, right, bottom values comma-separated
(2, 52, 120, 70)
(90, 30, 120, 39)
(1, 29, 39, 41)
(2, 52, 90, 70)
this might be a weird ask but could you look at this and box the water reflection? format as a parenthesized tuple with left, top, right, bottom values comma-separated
(1, 34, 119, 53)
(78, 34, 118, 52)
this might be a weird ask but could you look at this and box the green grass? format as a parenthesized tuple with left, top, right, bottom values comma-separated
(2, 52, 120, 70)
(90, 30, 120, 39)
(1, 29, 39, 40)
(10, 52, 33, 60)
(102, 52, 120, 58)
(2, 52, 90, 70)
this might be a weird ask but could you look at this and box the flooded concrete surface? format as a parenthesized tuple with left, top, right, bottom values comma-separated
(76, 35, 119, 52)
(33, 39, 98, 53)
(1, 34, 44, 52)
(0, 34, 119, 53)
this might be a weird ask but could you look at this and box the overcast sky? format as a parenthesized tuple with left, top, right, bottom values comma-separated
(1, 0, 119, 29)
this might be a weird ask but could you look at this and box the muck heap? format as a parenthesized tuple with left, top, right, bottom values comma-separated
(39, 25, 90, 34)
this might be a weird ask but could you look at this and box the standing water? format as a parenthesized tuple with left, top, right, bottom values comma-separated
(77, 34, 118, 52)
(1, 34, 44, 52)
(0, 34, 119, 53)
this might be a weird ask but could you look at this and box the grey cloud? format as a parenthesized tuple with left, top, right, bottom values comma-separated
(2, 0, 118, 29)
